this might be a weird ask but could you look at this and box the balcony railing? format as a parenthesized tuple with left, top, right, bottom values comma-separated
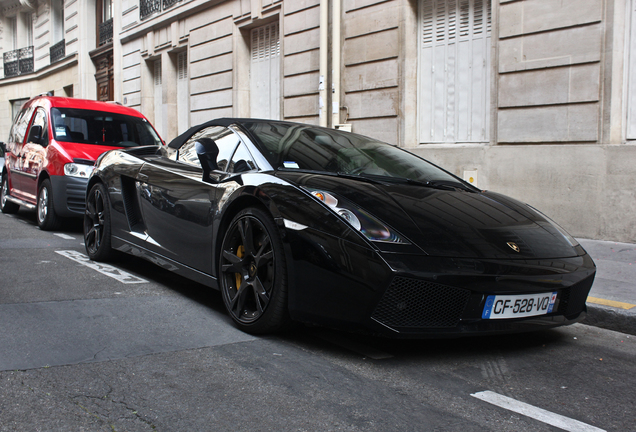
(3, 46, 34, 78)
(140, 0, 182, 20)
(99, 18, 113, 46)
(50, 39, 66, 64)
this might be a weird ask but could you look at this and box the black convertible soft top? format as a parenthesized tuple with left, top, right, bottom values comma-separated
(167, 118, 300, 149)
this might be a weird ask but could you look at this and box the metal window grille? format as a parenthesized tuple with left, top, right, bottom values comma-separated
(99, 18, 113, 46)
(50, 39, 66, 64)
(3, 46, 34, 77)
(140, 0, 183, 20)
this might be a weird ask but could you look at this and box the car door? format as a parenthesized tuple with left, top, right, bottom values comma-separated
(21, 108, 49, 202)
(135, 125, 243, 275)
(5, 105, 35, 200)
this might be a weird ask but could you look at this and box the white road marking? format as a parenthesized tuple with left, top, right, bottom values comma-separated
(54, 233, 75, 240)
(55, 250, 148, 284)
(471, 391, 606, 432)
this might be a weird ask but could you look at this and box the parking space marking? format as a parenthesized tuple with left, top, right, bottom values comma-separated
(471, 390, 606, 432)
(55, 250, 148, 284)
(587, 296, 635, 310)
(54, 233, 76, 240)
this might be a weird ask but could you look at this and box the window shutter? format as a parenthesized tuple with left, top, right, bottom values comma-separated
(419, 0, 491, 143)
(250, 22, 280, 120)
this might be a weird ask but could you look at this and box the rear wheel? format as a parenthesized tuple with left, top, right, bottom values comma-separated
(37, 179, 61, 230)
(84, 182, 115, 261)
(1, 174, 19, 214)
(219, 207, 289, 334)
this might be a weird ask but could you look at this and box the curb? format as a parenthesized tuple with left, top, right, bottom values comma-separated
(582, 304, 636, 336)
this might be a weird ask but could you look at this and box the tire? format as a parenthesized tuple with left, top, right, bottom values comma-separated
(219, 207, 289, 334)
(84, 182, 115, 261)
(37, 179, 61, 230)
(1, 174, 19, 214)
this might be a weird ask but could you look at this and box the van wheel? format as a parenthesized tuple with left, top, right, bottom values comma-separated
(37, 179, 61, 230)
(1, 174, 19, 214)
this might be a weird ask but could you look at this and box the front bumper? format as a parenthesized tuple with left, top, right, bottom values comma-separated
(50, 175, 89, 218)
(284, 228, 596, 338)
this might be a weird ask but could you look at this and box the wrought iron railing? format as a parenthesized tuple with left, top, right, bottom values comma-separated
(140, 0, 160, 19)
(162, 0, 181, 9)
(3, 46, 34, 78)
(140, 0, 182, 20)
(99, 18, 113, 46)
(50, 39, 66, 63)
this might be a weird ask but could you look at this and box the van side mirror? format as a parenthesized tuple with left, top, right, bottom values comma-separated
(27, 125, 43, 145)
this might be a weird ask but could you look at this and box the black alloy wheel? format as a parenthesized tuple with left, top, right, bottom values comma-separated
(1, 174, 19, 214)
(37, 179, 61, 230)
(84, 182, 114, 261)
(219, 207, 289, 334)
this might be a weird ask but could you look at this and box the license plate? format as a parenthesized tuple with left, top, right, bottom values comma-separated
(482, 292, 557, 319)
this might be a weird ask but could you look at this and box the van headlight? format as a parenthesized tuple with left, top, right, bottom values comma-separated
(64, 163, 94, 178)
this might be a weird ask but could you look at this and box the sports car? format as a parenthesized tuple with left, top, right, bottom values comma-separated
(84, 118, 596, 337)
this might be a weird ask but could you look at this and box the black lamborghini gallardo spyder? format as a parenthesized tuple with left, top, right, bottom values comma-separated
(83, 119, 595, 336)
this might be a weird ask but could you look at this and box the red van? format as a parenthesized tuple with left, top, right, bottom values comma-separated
(0, 96, 163, 230)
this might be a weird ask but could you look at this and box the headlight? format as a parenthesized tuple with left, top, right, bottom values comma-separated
(306, 188, 407, 244)
(64, 163, 94, 178)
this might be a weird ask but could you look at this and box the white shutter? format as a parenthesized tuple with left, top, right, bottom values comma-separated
(177, 51, 189, 135)
(154, 60, 164, 139)
(419, 0, 491, 143)
(250, 22, 280, 120)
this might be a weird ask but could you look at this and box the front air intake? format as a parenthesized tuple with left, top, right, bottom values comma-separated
(372, 276, 471, 328)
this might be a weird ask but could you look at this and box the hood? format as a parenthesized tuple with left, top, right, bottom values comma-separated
(276, 171, 579, 260)
(54, 142, 124, 163)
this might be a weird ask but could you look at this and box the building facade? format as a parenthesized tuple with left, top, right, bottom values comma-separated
(2, 0, 636, 243)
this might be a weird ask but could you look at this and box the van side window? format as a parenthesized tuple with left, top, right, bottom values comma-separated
(9, 106, 35, 144)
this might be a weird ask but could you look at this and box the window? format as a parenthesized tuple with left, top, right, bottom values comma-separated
(9, 106, 34, 144)
(418, 0, 491, 143)
(27, 109, 49, 146)
(8, 16, 17, 50)
(153, 59, 164, 138)
(11, 98, 29, 121)
(50, 108, 162, 147)
(177, 51, 189, 135)
(229, 144, 257, 173)
(250, 22, 280, 120)
(178, 126, 240, 172)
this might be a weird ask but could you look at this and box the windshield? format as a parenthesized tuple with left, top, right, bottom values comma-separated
(51, 107, 162, 147)
(243, 122, 462, 184)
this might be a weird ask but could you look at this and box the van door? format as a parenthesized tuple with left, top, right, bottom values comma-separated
(5, 105, 35, 201)
(21, 108, 49, 202)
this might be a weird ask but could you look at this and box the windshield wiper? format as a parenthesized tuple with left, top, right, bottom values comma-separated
(425, 179, 475, 192)
(277, 168, 387, 185)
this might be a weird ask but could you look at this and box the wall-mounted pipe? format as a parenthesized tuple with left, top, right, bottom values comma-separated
(319, 0, 329, 127)
(331, 0, 341, 127)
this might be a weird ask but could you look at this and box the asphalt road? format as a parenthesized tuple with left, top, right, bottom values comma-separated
(0, 210, 634, 431)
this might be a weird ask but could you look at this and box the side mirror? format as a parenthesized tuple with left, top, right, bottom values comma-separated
(27, 125, 43, 145)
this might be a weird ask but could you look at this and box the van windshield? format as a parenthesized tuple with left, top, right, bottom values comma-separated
(51, 107, 162, 147)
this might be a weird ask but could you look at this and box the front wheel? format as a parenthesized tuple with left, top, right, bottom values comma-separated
(37, 179, 61, 230)
(1, 174, 19, 214)
(84, 182, 115, 261)
(219, 207, 289, 334)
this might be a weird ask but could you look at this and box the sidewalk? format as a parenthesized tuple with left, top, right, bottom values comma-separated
(578, 239, 636, 335)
